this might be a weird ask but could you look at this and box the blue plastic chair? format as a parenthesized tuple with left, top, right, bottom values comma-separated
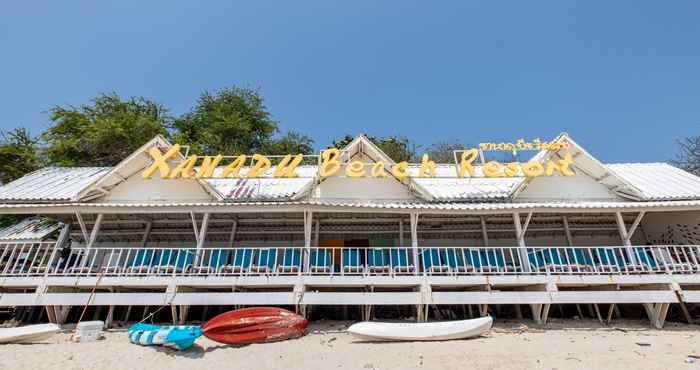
(527, 249, 546, 271)
(565, 248, 595, 272)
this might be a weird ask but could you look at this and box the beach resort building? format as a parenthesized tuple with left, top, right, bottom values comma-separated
(1, 134, 700, 328)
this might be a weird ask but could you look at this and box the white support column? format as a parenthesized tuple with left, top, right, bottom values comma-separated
(616, 211, 645, 263)
(80, 213, 103, 268)
(480, 216, 489, 247)
(562, 216, 573, 246)
(86, 214, 103, 250)
(410, 213, 419, 275)
(314, 220, 320, 247)
(513, 212, 532, 272)
(303, 210, 313, 273)
(228, 219, 238, 248)
(75, 212, 90, 244)
(141, 221, 152, 248)
(47, 224, 71, 276)
(195, 213, 210, 264)
(190, 212, 200, 242)
(399, 218, 404, 248)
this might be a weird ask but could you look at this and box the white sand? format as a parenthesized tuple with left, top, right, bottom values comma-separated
(1, 319, 698, 370)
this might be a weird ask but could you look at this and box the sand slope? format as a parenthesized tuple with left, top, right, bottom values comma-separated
(0, 319, 698, 370)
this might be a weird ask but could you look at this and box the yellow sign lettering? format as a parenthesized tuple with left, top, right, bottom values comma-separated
(168, 155, 198, 179)
(345, 161, 365, 178)
(459, 149, 479, 178)
(196, 155, 223, 179)
(246, 154, 271, 178)
(273, 154, 303, 178)
(142, 144, 181, 179)
(221, 155, 246, 178)
(319, 148, 341, 178)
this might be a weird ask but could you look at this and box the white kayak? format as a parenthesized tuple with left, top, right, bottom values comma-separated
(347, 316, 492, 341)
(0, 324, 61, 344)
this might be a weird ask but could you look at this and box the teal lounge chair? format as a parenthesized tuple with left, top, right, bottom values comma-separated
(527, 249, 547, 271)
(221, 248, 253, 274)
(390, 249, 415, 274)
(342, 249, 365, 274)
(367, 248, 390, 274)
(444, 249, 470, 273)
(125, 249, 157, 274)
(595, 248, 625, 273)
(422, 248, 450, 274)
(277, 248, 302, 274)
(479, 249, 518, 273)
(564, 248, 595, 273)
(650, 247, 695, 273)
(633, 248, 660, 272)
(154, 249, 194, 274)
(192, 249, 229, 274)
(250, 249, 278, 274)
(310, 249, 333, 273)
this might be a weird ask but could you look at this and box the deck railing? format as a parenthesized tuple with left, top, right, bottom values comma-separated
(0, 243, 698, 278)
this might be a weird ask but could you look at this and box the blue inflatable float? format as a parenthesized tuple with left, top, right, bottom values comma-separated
(128, 323, 202, 350)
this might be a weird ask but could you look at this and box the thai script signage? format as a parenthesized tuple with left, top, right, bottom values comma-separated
(142, 140, 574, 181)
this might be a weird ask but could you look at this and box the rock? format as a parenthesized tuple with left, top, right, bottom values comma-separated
(635, 342, 651, 347)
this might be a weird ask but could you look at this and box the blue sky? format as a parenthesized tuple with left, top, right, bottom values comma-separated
(1, 1, 699, 163)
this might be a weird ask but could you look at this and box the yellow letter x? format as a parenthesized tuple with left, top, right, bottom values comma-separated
(142, 144, 181, 179)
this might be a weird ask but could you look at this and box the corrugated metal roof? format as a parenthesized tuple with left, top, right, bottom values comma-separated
(0, 217, 61, 241)
(413, 178, 522, 201)
(207, 177, 313, 201)
(2, 199, 700, 212)
(0, 167, 110, 202)
(2, 162, 700, 204)
(607, 163, 700, 201)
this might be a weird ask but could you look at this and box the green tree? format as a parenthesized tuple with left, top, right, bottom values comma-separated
(426, 140, 468, 163)
(265, 131, 315, 155)
(0, 127, 42, 184)
(330, 134, 419, 162)
(173, 87, 279, 155)
(42, 93, 170, 166)
(672, 135, 700, 176)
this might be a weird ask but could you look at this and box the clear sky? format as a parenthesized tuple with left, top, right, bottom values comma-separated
(1, 1, 699, 163)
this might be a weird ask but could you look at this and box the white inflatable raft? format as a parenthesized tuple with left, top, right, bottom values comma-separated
(347, 316, 493, 341)
(0, 324, 61, 344)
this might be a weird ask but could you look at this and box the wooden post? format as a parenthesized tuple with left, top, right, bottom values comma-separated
(194, 213, 210, 265)
(303, 211, 313, 273)
(399, 218, 404, 248)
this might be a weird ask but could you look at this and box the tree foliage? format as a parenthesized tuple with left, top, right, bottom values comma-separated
(426, 140, 467, 163)
(43, 93, 170, 166)
(265, 131, 315, 155)
(173, 87, 279, 155)
(672, 135, 700, 176)
(0, 128, 42, 184)
(330, 134, 419, 162)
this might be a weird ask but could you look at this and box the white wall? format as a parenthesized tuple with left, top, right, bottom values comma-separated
(517, 174, 623, 201)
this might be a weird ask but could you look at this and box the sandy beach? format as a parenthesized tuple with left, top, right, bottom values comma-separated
(1, 319, 698, 370)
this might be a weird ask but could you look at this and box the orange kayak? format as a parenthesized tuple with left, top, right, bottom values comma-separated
(202, 307, 308, 345)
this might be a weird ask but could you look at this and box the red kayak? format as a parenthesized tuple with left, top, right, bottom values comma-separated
(202, 307, 308, 345)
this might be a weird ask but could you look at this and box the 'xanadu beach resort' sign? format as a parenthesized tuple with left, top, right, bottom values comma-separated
(142, 139, 574, 181)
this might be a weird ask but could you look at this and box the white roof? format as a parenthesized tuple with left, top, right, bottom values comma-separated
(0, 217, 61, 241)
(0, 167, 110, 202)
(1, 134, 700, 205)
(608, 163, 700, 201)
